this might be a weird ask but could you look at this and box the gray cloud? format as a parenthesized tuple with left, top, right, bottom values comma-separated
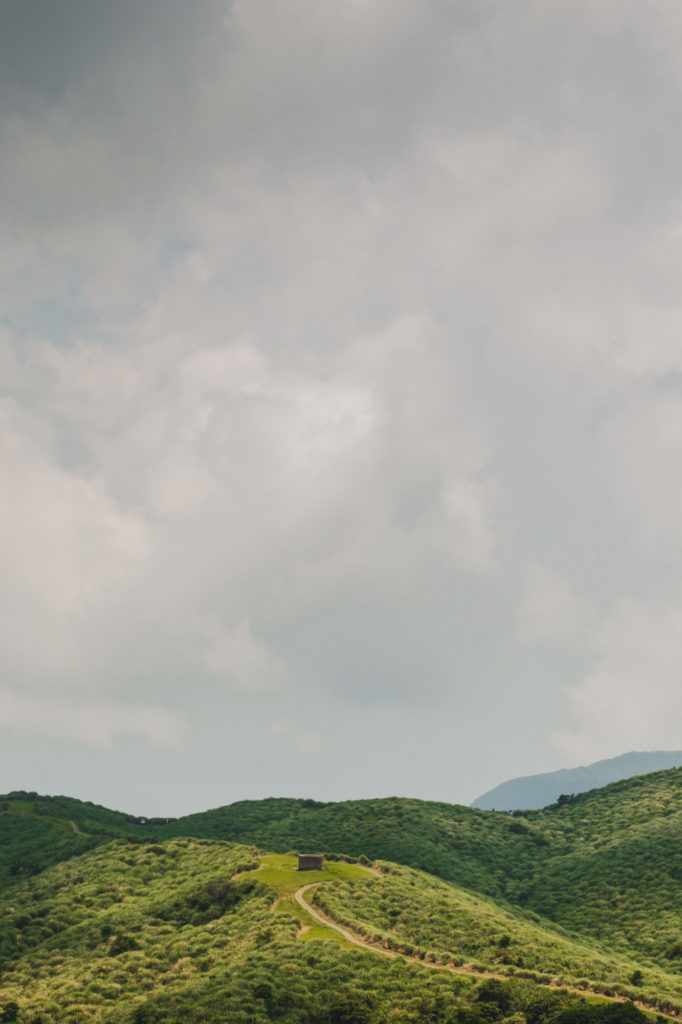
(2, 1, 682, 812)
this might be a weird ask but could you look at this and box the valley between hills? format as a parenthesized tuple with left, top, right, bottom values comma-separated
(3, 768, 682, 1023)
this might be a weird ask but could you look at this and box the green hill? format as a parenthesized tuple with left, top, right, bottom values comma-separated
(315, 859, 682, 1008)
(151, 768, 682, 967)
(158, 795, 541, 897)
(0, 838, 641, 1024)
(5, 770, 682, 1021)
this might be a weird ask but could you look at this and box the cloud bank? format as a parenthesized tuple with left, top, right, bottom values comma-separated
(2, 0, 682, 811)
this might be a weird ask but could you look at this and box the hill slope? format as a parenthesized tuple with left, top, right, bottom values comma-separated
(151, 768, 682, 971)
(5, 769, 682, 1017)
(471, 751, 682, 811)
(1, 838, 651, 1024)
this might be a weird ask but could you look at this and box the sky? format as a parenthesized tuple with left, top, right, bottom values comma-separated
(2, 1, 682, 816)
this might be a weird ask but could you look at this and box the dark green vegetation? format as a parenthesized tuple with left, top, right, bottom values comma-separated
(471, 752, 682, 811)
(3, 769, 682, 1021)
(0, 796, 141, 881)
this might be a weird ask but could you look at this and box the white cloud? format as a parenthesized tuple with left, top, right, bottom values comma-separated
(4, 0, 682, 805)
(596, 390, 682, 553)
(0, 690, 182, 750)
(554, 598, 682, 762)
(516, 565, 584, 646)
(0, 304, 495, 705)
(441, 477, 498, 572)
(197, 618, 289, 693)
(0, 392, 150, 682)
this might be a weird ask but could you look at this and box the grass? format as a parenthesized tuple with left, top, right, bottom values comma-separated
(300, 923, 357, 947)
(251, 853, 375, 949)
(254, 852, 372, 894)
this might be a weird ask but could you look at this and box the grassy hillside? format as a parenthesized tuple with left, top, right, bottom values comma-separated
(314, 860, 682, 1009)
(0, 792, 173, 884)
(149, 768, 682, 968)
(0, 838, 627, 1024)
(508, 771, 682, 961)
(4, 769, 682, 1019)
(157, 796, 542, 897)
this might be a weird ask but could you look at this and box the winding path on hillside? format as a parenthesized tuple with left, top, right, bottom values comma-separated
(294, 883, 680, 1021)
(295, 884, 397, 958)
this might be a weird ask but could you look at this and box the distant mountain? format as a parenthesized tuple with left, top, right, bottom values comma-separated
(470, 749, 682, 810)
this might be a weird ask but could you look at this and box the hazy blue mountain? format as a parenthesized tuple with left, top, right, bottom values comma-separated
(470, 750, 682, 810)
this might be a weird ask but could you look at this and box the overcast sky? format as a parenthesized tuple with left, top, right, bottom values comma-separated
(3, 1, 682, 816)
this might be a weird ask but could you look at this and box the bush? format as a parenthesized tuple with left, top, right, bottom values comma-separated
(328, 992, 377, 1024)
(476, 979, 513, 1014)
(204, 877, 233, 903)
(109, 934, 141, 956)
(131, 1005, 159, 1024)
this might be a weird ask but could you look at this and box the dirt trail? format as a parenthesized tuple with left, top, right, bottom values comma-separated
(295, 884, 397, 959)
(294, 884, 680, 1021)
(68, 820, 88, 837)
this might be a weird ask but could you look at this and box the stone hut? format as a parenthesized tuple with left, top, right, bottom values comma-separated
(298, 854, 324, 871)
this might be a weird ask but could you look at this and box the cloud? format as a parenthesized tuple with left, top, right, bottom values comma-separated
(3, 0, 682, 807)
(596, 389, 682, 554)
(295, 731, 329, 757)
(197, 618, 290, 693)
(0, 689, 182, 750)
(0, 306, 495, 708)
(516, 565, 584, 646)
(0, 388, 150, 683)
(554, 599, 682, 762)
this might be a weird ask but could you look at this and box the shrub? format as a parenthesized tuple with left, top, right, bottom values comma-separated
(109, 934, 141, 956)
(131, 1005, 160, 1024)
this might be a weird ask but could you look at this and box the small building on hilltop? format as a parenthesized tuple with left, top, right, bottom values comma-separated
(298, 854, 324, 871)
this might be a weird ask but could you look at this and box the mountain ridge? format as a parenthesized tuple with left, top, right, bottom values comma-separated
(471, 750, 682, 811)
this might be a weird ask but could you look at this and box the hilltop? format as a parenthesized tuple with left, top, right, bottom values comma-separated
(471, 751, 682, 811)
